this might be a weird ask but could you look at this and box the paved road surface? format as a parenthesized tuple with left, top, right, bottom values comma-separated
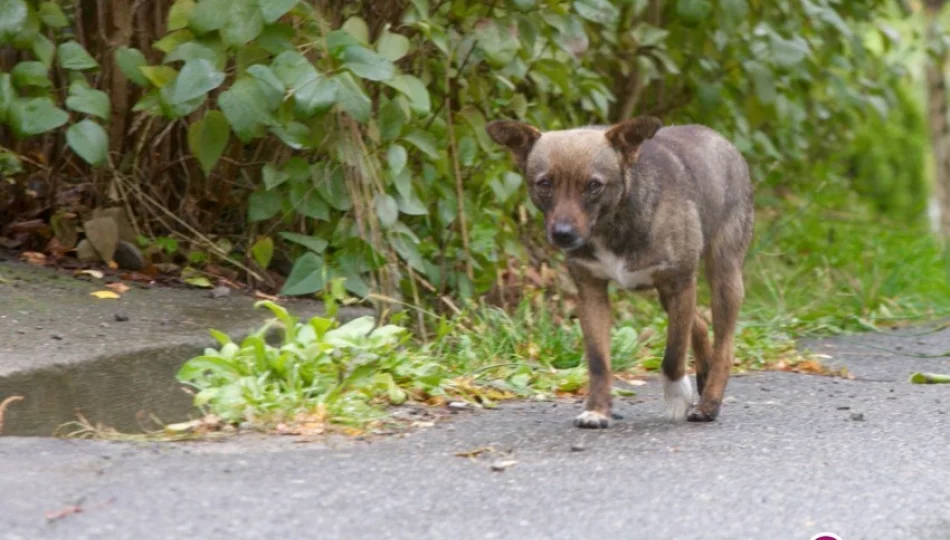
(2, 327, 950, 540)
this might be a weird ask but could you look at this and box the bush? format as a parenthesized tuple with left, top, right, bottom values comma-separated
(0, 0, 910, 306)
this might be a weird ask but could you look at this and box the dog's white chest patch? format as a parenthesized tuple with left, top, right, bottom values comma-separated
(574, 244, 662, 289)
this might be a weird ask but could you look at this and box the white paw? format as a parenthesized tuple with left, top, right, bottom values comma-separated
(663, 374, 694, 422)
(574, 410, 611, 429)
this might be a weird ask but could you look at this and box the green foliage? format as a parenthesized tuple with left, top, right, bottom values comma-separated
(0, 0, 107, 165)
(67, 0, 895, 303)
(847, 83, 929, 222)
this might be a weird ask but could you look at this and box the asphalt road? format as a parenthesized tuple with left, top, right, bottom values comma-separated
(2, 328, 950, 540)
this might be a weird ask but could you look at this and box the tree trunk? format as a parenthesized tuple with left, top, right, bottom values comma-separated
(925, 0, 950, 239)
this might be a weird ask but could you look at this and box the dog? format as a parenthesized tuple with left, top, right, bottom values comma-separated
(486, 117, 754, 428)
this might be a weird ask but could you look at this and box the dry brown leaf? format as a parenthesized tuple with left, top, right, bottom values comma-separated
(20, 251, 46, 265)
(44, 505, 83, 522)
(105, 282, 131, 294)
(83, 217, 119, 264)
(76, 269, 105, 279)
(455, 446, 494, 458)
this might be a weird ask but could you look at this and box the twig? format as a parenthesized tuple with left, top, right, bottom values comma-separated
(446, 93, 474, 283)
(0, 395, 24, 434)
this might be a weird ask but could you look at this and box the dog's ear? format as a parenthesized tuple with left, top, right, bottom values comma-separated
(605, 116, 663, 155)
(486, 120, 541, 165)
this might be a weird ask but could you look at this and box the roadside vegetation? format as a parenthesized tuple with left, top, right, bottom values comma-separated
(1, 1, 948, 433)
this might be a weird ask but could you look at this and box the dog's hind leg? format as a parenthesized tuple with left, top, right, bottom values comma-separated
(658, 280, 697, 422)
(688, 257, 744, 422)
(691, 311, 712, 397)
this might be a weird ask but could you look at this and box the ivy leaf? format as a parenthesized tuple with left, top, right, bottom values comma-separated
(66, 83, 111, 119)
(272, 50, 335, 115)
(172, 58, 225, 104)
(270, 121, 313, 149)
(167, 0, 195, 31)
(403, 130, 440, 159)
(39, 2, 67, 28)
(770, 35, 810, 68)
(247, 64, 285, 107)
(385, 74, 430, 115)
(376, 29, 410, 61)
(573, 0, 619, 24)
(290, 182, 330, 220)
(11, 61, 50, 88)
(387, 144, 408, 175)
(247, 189, 281, 221)
(116, 47, 149, 86)
(0, 0, 28, 45)
(314, 166, 352, 211)
(259, 0, 297, 23)
(187, 110, 230, 176)
(222, 0, 263, 47)
(341, 45, 395, 82)
(375, 193, 399, 228)
(140, 65, 178, 88)
(218, 77, 273, 142)
(378, 98, 406, 141)
(261, 163, 288, 190)
(31, 33, 54, 67)
(280, 252, 325, 296)
(164, 40, 224, 67)
(189, 0, 229, 34)
(8, 97, 67, 137)
(390, 232, 426, 271)
(66, 119, 109, 167)
(155, 29, 195, 53)
(396, 189, 428, 215)
(251, 236, 274, 269)
(334, 73, 370, 122)
(57, 41, 99, 70)
(279, 232, 328, 254)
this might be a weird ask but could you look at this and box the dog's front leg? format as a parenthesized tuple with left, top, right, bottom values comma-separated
(572, 274, 613, 429)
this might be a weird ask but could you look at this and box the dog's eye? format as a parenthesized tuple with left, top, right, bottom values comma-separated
(586, 179, 604, 194)
(536, 178, 553, 192)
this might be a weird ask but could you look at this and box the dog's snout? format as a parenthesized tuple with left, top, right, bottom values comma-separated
(550, 222, 579, 248)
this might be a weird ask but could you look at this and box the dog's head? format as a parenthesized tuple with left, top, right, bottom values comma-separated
(486, 117, 662, 251)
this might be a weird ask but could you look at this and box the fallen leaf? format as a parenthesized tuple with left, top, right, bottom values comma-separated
(76, 269, 105, 279)
(490, 459, 518, 472)
(253, 290, 280, 302)
(455, 446, 494, 458)
(90, 290, 120, 299)
(0, 395, 25, 434)
(21, 251, 46, 265)
(185, 276, 214, 288)
(105, 282, 131, 294)
(44, 505, 83, 522)
(83, 216, 119, 264)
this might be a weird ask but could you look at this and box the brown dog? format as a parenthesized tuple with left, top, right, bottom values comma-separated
(486, 117, 754, 428)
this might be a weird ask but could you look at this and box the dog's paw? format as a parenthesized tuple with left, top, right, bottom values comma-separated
(687, 401, 720, 423)
(574, 410, 611, 429)
(663, 374, 693, 422)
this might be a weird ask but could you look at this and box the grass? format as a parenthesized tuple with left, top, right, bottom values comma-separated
(158, 187, 950, 436)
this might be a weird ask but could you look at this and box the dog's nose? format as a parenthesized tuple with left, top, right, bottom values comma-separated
(550, 222, 579, 248)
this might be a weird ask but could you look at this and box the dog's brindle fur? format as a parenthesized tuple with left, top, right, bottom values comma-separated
(487, 117, 753, 428)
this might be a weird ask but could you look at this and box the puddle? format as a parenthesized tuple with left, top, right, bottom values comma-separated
(0, 345, 199, 437)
